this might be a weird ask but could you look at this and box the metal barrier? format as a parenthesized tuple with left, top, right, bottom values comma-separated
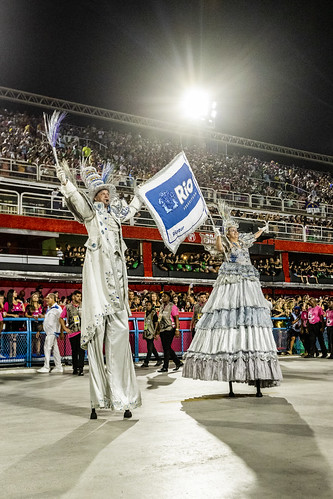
(132, 314, 193, 362)
(0, 318, 31, 365)
(272, 316, 329, 355)
(0, 188, 19, 215)
(1, 316, 329, 367)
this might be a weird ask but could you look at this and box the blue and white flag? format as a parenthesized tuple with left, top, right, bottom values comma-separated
(137, 151, 208, 253)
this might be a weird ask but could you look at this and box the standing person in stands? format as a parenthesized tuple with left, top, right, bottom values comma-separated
(286, 305, 302, 355)
(326, 300, 333, 359)
(306, 298, 327, 358)
(190, 292, 207, 338)
(59, 290, 85, 375)
(37, 293, 63, 373)
(155, 291, 183, 372)
(25, 292, 44, 356)
(300, 301, 310, 356)
(183, 202, 282, 396)
(150, 291, 160, 311)
(25, 292, 44, 320)
(3, 289, 25, 357)
(141, 301, 162, 368)
(3, 289, 25, 318)
(0, 293, 4, 338)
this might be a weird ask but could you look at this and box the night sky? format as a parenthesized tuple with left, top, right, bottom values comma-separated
(0, 0, 332, 155)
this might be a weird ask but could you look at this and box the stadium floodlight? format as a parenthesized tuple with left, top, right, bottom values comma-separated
(180, 88, 217, 127)
(180, 88, 210, 120)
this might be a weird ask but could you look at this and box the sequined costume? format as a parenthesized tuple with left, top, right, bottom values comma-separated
(61, 180, 142, 410)
(183, 233, 282, 387)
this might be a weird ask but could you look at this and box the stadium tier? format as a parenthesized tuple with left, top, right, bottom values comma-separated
(0, 107, 333, 298)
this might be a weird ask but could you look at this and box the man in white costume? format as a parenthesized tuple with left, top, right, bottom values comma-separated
(37, 293, 63, 374)
(55, 159, 142, 419)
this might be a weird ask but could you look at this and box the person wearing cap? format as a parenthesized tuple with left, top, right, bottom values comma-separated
(56, 159, 142, 419)
(286, 305, 302, 355)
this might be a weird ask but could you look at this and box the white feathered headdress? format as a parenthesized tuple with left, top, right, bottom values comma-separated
(217, 200, 239, 233)
(80, 157, 117, 201)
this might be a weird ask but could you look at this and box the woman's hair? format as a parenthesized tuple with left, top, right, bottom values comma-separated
(28, 293, 40, 311)
(6, 289, 15, 310)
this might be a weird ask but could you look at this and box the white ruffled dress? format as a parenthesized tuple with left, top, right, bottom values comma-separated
(183, 233, 282, 388)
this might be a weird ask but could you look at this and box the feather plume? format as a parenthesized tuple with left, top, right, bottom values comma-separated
(216, 200, 239, 232)
(61, 160, 78, 189)
(43, 111, 67, 148)
(101, 161, 115, 184)
(217, 200, 232, 220)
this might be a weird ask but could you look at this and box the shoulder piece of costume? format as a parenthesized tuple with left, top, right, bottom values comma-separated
(239, 232, 256, 248)
(65, 189, 95, 224)
(109, 196, 130, 220)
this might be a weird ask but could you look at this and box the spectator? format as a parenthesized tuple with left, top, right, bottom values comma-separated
(155, 291, 183, 373)
(190, 292, 207, 338)
(37, 293, 63, 373)
(306, 298, 327, 358)
(60, 290, 85, 376)
(326, 299, 333, 359)
(140, 300, 162, 368)
(286, 306, 302, 355)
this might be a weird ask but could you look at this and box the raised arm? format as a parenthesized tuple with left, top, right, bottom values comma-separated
(121, 195, 143, 222)
(60, 179, 94, 221)
(254, 222, 269, 240)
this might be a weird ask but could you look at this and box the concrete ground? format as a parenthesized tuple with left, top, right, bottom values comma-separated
(0, 357, 333, 499)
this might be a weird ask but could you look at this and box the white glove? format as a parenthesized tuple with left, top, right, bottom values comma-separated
(214, 226, 221, 237)
(56, 164, 67, 185)
(129, 195, 143, 212)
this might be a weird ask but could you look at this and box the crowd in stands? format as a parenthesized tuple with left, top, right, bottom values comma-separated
(1, 109, 333, 210)
(1, 286, 331, 317)
(153, 251, 221, 274)
(154, 249, 284, 278)
(230, 209, 333, 231)
(290, 260, 333, 284)
(7, 233, 333, 285)
(1, 287, 332, 359)
(59, 245, 140, 269)
(252, 257, 283, 277)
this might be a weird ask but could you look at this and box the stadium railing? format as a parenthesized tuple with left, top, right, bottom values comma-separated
(0, 316, 329, 367)
(1, 159, 333, 219)
(1, 184, 333, 243)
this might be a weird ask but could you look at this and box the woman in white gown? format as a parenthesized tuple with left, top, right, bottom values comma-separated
(183, 214, 282, 397)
